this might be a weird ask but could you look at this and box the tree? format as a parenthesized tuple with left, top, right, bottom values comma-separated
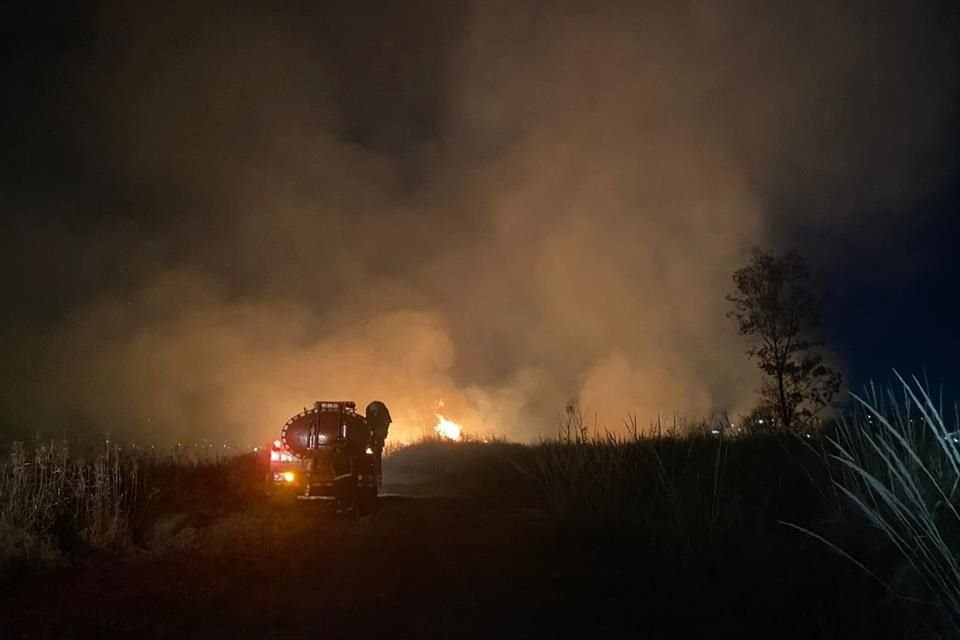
(726, 248, 842, 432)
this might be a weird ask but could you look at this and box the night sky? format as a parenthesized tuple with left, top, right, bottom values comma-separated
(2, 1, 958, 443)
(822, 179, 960, 397)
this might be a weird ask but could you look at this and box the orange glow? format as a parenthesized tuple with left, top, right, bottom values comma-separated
(434, 414, 463, 441)
(282, 471, 296, 483)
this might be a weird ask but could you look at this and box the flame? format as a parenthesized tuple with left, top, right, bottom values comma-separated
(434, 414, 463, 441)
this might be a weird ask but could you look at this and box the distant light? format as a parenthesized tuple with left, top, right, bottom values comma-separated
(365, 447, 374, 455)
(758, 419, 764, 424)
(282, 471, 296, 483)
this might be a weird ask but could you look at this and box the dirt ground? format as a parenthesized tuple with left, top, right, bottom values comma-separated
(0, 491, 644, 639)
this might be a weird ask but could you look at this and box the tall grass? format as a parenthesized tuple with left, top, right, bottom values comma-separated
(522, 429, 827, 557)
(817, 373, 960, 632)
(0, 439, 139, 565)
(0, 439, 262, 569)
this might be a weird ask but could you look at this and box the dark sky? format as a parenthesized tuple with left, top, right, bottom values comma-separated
(1, 0, 958, 443)
(821, 178, 960, 396)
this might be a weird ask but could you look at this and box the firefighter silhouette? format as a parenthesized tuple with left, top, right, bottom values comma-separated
(365, 401, 391, 483)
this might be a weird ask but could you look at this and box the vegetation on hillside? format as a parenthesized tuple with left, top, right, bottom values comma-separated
(3, 374, 959, 637)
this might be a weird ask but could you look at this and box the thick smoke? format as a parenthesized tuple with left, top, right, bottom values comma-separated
(19, 1, 958, 444)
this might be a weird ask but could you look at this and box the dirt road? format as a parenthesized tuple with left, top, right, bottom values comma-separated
(1, 493, 637, 639)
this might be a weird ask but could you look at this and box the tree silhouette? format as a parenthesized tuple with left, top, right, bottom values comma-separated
(727, 248, 842, 431)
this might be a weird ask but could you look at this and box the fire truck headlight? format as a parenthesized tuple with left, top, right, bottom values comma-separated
(282, 471, 296, 483)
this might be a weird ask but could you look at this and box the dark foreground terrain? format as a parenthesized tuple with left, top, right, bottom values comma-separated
(3, 495, 576, 639)
(0, 492, 883, 640)
(0, 437, 940, 638)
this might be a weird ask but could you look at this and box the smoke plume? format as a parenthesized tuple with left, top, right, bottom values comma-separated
(7, 0, 956, 444)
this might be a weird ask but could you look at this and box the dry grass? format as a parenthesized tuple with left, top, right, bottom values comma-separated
(0, 439, 139, 566)
(382, 391, 960, 637)
(7, 379, 960, 637)
(0, 439, 261, 570)
(522, 430, 827, 554)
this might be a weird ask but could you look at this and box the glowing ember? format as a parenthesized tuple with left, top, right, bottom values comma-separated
(434, 414, 463, 441)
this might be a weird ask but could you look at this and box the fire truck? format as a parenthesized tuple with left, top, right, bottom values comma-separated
(267, 400, 391, 516)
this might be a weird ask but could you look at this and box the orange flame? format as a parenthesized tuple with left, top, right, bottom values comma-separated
(434, 414, 463, 441)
